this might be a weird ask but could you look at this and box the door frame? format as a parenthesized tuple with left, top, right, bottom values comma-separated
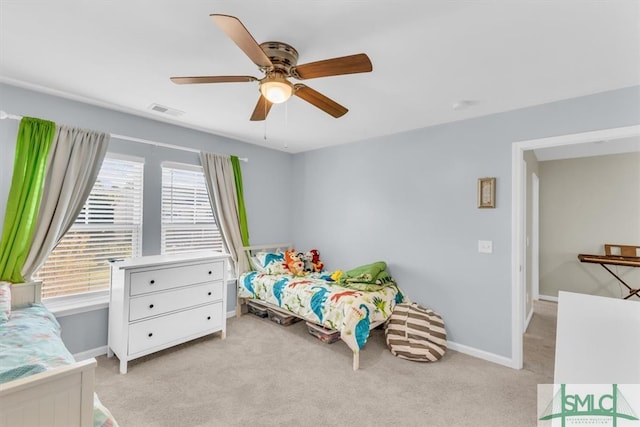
(523, 171, 539, 333)
(531, 171, 540, 302)
(510, 124, 640, 369)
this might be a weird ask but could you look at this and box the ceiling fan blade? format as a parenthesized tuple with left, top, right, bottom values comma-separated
(250, 95, 273, 121)
(210, 14, 273, 69)
(291, 53, 372, 80)
(170, 76, 258, 85)
(294, 84, 348, 118)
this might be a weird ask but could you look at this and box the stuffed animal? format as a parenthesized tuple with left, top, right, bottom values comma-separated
(330, 270, 343, 282)
(307, 249, 325, 272)
(284, 250, 305, 276)
(299, 252, 314, 272)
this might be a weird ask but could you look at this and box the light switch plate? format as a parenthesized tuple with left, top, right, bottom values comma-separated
(478, 240, 493, 254)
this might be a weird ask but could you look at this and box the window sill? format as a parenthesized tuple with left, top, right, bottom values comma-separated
(43, 291, 110, 318)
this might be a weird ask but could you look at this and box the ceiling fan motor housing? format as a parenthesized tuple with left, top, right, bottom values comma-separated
(259, 41, 299, 75)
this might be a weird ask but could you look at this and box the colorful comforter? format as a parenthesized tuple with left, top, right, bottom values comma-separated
(0, 304, 118, 427)
(238, 272, 404, 354)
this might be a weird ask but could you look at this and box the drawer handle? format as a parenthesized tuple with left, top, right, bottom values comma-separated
(208, 271, 212, 275)
(207, 316, 211, 320)
(148, 333, 153, 337)
(149, 304, 154, 309)
(208, 292, 212, 296)
(150, 279, 155, 285)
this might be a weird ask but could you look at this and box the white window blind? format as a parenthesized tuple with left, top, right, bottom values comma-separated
(36, 156, 144, 299)
(161, 164, 223, 254)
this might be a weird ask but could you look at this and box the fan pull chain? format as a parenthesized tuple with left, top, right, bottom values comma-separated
(283, 103, 288, 149)
(263, 101, 268, 141)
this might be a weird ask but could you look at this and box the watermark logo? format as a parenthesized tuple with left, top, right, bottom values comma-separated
(538, 384, 640, 426)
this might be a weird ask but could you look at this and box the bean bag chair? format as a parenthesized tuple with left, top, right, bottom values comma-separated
(385, 302, 447, 362)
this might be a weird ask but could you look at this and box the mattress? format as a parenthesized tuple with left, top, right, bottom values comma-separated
(238, 271, 404, 353)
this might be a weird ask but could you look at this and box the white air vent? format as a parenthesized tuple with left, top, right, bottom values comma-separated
(148, 103, 184, 117)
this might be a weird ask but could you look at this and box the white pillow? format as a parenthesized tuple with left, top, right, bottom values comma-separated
(251, 252, 288, 274)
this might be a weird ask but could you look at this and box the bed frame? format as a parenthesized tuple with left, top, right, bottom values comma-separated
(236, 243, 293, 318)
(238, 244, 386, 370)
(0, 281, 97, 427)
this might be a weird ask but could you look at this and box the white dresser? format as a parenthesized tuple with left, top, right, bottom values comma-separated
(108, 252, 228, 374)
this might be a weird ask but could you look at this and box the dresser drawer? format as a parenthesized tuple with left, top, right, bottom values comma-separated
(128, 302, 223, 355)
(129, 260, 224, 296)
(129, 282, 223, 321)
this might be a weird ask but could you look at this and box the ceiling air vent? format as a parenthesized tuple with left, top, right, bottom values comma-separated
(148, 103, 184, 117)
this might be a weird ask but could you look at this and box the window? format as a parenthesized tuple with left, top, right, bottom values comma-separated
(161, 163, 223, 254)
(36, 155, 144, 299)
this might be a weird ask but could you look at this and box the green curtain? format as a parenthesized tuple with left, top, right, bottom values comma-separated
(0, 117, 56, 282)
(230, 155, 250, 246)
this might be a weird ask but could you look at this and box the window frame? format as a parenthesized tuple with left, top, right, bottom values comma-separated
(41, 153, 145, 314)
(160, 161, 224, 256)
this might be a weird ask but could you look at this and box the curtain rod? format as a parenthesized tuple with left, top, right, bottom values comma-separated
(0, 110, 248, 162)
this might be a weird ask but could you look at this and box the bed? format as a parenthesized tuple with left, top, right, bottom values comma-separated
(0, 281, 118, 427)
(237, 244, 405, 370)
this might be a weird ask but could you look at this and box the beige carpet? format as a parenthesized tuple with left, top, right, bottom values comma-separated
(523, 300, 557, 379)
(95, 302, 556, 427)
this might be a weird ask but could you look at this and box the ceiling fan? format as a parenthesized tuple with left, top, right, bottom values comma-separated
(170, 14, 373, 121)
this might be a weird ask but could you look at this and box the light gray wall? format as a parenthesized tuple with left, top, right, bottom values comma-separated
(539, 152, 640, 298)
(57, 309, 109, 355)
(2, 83, 639, 358)
(291, 86, 640, 358)
(0, 83, 294, 353)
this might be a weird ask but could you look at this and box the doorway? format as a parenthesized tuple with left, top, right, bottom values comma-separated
(510, 124, 640, 369)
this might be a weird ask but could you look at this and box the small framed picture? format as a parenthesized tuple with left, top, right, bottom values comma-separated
(478, 177, 496, 208)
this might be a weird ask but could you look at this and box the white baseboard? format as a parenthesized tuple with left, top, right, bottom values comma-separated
(226, 310, 236, 318)
(539, 294, 558, 303)
(447, 341, 514, 369)
(73, 345, 108, 361)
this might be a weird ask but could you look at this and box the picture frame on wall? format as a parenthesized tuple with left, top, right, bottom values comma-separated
(478, 177, 496, 208)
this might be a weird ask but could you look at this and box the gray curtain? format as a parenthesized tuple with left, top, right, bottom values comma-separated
(200, 152, 248, 277)
(22, 125, 109, 281)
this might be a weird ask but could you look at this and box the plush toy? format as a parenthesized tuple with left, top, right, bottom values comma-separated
(284, 250, 305, 276)
(307, 249, 325, 272)
(330, 270, 343, 282)
(299, 252, 314, 272)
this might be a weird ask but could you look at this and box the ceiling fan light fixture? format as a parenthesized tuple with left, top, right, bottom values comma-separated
(260, 74, 294, 104)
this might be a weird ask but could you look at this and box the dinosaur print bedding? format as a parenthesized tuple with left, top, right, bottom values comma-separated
(238, 271, 404, 354)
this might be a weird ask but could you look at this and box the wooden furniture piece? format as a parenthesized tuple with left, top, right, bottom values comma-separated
(108, 252, 228, 374)
(0, 282, 97, 427)
(578, 244, 640, 300)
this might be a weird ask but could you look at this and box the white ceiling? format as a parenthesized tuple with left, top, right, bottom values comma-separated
(1, 1, 639, 153)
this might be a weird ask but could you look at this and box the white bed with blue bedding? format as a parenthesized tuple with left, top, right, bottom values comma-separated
(238, 244, 405, 370)
(0, 281, 118, 427)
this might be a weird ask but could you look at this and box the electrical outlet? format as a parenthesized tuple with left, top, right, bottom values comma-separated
(478, 240, 493, 254)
